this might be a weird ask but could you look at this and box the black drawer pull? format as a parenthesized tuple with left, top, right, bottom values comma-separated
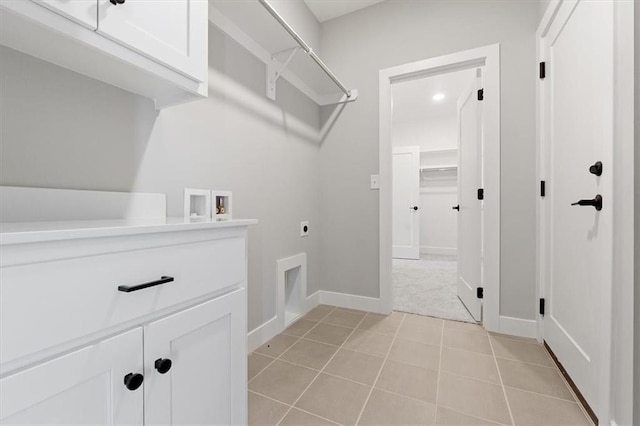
(118, 276, 174, 293)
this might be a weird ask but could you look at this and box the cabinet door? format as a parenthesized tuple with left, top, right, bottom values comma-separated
(96, 0, 207, 82)
(144, 289, 247, 425)
(30, 0, 98, 29)
(0, 328, 143, 425)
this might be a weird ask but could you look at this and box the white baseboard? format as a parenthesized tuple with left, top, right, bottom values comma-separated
(420, 246, 457, 256)
(247, 290, 382, 353)
(318, 291, 382, 313)
(247, 316, 279, 353)
(498, 316, 538, 339)
(306, 290, 321, 310)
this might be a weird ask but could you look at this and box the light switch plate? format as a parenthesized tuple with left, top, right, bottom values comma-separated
(300, 221, 309, 237)
(370, 174, 380, 190)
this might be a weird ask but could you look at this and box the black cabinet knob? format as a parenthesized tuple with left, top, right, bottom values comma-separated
(109, 0, 125, 5)
(571, 194, 603, 211)
(124, 373, 143, 391)
(589, 161, 603, 176)
(155, 358, 173, 374)
(452, 205, 460, 211)
(410, 206, 419, 211)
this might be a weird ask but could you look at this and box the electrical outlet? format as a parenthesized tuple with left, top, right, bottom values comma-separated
(370, 174, 380, 190)
(300, 221, 309, 237)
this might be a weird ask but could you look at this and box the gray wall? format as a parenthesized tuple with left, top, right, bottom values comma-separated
(318, 0, 540, 319)
(0, 25, 322, 332)
(635, 0, 639, 421)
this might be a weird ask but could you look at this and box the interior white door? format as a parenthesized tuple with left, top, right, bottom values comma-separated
(30, 0, 98, 29)
(0, 328, 143, 425)
(392, 146, 420, 259)
(144, 289, 247, 425)
(456, 76, 483, 322)
(542, 0, 613, 420)
(97, 0, 207, 82)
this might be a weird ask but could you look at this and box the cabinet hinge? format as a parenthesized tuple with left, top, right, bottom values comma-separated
(540, 180, 546, 197)
(477, 287, 484, 299)
(477, 88, 484, 101)
(477, 188, 484, 200)
(539, 61, 546, 79)
(539, 298, 545, 316)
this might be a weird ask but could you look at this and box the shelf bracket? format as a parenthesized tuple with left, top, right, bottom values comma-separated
(266, 46, 301, 101)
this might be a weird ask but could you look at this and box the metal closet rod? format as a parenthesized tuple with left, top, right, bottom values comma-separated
(257, 0, 352, 98)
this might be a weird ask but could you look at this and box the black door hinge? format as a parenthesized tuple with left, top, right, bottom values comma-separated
(540, 180, 546, 197)
(477, 188, 484, 200)
(477, 287, 484, 299)
(539, 62, 546, 79)
(477, 88, 484, 101)
(539, 298, 545, 316)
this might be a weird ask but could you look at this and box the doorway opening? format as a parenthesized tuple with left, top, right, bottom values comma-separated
(391, 68, 480, 323)
(379, 44, 501, 331)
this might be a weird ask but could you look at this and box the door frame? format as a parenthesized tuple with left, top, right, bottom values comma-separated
(378, 44, 501, 332)
(535, 1, 635, 424)
(392, 145, 421, 260)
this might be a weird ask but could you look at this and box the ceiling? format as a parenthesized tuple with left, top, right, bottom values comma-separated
(303, 0, 386, 22)
(392, 68, 478, 123)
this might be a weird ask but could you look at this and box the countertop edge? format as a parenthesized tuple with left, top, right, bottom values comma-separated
(0, 218, 259, 246)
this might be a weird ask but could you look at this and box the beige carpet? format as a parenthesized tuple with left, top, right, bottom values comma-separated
(392, 255, 476, 323)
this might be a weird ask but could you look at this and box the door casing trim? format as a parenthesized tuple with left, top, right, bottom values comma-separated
(378, 44, 501, 332)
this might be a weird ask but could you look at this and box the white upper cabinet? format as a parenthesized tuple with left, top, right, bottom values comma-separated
(31, 0, 98, 29)
(0, 0, 208, 108)
(97, 0, 207, 82)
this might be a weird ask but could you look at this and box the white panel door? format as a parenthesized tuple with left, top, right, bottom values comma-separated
(392, 146, 420, 259)
(30, 0, 98, 29)
(144, 289, 247, 425)
(97, 0, 207, 82)
(542, 0, 613, 419)
(456, 77, 483, 322)
(0, 328, 143, 425)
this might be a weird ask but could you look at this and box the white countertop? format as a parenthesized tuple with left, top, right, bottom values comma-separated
(0, 217, 258, 245)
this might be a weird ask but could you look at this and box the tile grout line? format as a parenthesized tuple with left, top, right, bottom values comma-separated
(487, 332, 516, 426)
(250, 305, 337, 424)
(433, 318, 445, 423)
(276, 307, 370, 426)
(272, 305, 338, 425)
(354, 312, 407, 425)
(248, 389, 341, 425)
(539, 343, 594, 425)
(501, 385, 593, 405)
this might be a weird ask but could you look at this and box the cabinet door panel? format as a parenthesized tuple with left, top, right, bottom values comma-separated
(144, 289, 247, 425)
(0, 328, 143, 425)
(30, 0, 98, 29)
(96, 0, 207, 82)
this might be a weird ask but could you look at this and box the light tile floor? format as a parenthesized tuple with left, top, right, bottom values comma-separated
(248, 305, 593, 426)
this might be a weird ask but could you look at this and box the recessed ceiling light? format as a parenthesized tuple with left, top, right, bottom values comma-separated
(432, 93, 445, 101)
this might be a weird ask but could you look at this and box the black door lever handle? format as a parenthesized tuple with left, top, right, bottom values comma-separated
(571, 194, 602, 211)
(452, 205, 460, 211)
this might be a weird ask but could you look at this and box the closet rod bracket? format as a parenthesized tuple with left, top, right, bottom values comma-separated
(267, 47, 301, 101)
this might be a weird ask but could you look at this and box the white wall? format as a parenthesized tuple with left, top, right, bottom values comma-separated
(393, 115, 458, 256)
(634, 1, 639, 421)
(319, 0, 540, 320)
(0, 24, 322, 333)
(393, 116, 457, 152)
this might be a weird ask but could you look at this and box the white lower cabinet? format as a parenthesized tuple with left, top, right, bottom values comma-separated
(0, 290, 246, 425)
(0, 222, 252, 425)
(30, 0, 98, 29)
(0, 328, 144, 425)
(144, 290, 247, 425)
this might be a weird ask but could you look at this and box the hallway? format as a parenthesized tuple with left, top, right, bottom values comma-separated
(392, 255, 474, 323)
(248, 305, 592, 425)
